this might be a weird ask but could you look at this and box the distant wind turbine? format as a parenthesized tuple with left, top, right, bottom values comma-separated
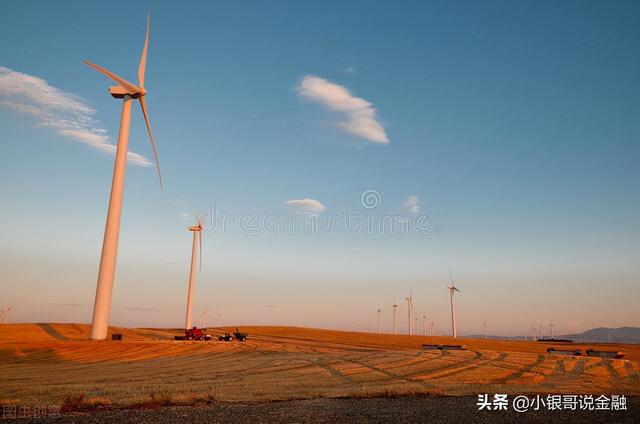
(184, 208, 206, 329)
(422, 314, 426, 336)
(447, 269, 461, 338)
(85, 14, 162, 340)
(377, 306, 382, 334)
(200, 310, 211, 328)
(406, 287, 414, 335)
(0, 306, 10, 324)
(392, 299, 397, 335)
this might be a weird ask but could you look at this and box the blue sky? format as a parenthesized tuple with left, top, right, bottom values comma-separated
(0, 1, 638, 335)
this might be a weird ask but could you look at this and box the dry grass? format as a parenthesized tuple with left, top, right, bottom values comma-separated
(1, 324, 638, 408)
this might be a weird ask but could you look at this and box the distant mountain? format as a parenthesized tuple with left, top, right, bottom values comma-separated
(561, 327, 640, 344)
(464, 327, 640, 344)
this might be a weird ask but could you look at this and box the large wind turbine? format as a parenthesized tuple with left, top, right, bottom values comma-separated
(406, 287, 414, 335)
(184, 209, 206, 329)
(376, 306, 382, 334)
(447, 270, 461, 338)
(85, 14, 162, 340)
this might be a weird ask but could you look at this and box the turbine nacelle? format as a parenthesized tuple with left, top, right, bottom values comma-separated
(108, 85, 147, 99)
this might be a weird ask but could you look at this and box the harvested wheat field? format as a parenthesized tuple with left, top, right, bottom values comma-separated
(1, 324, 639, 411)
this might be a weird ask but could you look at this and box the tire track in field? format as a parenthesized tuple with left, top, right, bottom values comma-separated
(601, 360, 622, 385)
(403, 351, 483, 379)
(341, 356, 436, 388)
(417, 352, 508, 381)
(310, 357, 355, 386)
(493, 354, 546, 384)
(37, 323, 68, 341)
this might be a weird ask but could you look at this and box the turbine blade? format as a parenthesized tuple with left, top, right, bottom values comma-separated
(83, 60, 140, 94)
(191, 203, 199, 224)
(138, 12, 150, 88)
(138, 96, 163, 190)
(199, 230, 203, 273)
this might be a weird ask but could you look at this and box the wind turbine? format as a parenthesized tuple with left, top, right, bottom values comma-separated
(414, 317, 418, 335)
(549, 322, 554, 339)
(0, 306, 10, 324)
(184, 208, 206, 329)
(376, 306, 382, 334)
(447, 269, 460, 338)
(406, 287, 414, 335)
(200, 310, 211, 328)
(392, 299, 397, 335)
(422, 314, 426, 336)
(85, 14, 162, 340)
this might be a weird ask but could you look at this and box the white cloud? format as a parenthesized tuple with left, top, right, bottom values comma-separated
(284, 198, 326, 214)
(0, 66, 151, 166)
(297, 75, 389, 144)
(401, 195, 420, 214)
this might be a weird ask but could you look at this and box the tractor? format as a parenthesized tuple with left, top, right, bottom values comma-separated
(175, 327, 212, 341)
(234, 328, 248, 342)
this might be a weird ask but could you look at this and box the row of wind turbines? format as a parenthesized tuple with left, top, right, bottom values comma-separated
(85, 14, 205, 339)
(381, 270, 462, 338)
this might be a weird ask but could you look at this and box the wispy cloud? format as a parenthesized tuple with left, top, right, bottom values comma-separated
(123, 306, 181, 312)
(297, 75, 389, 144)
(401, 195, 420, 214)
(342, 66, 357, 75)
(0, 66, 150, 166)
(284, 198, 326, 214)
(48, 303, 85, 308)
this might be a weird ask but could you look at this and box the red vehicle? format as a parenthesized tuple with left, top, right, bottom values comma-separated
(175, 327, 212, 341)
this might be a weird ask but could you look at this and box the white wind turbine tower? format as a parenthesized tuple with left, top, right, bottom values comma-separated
(447, 269, 461, 338)
(429, 321, 434, 336)
(184, 208, 206, 329)
(392, 299, 397, 335)
(422, 314, 426, 336)
(549, 322, 554, 339)
(414, 317, 418, 335)
(538, 323, 544, 340)
(377, 306, 382, 334)
(85, 14, 162, 340)
(406, 287, 414, 335)
(0, 306, 10, 324)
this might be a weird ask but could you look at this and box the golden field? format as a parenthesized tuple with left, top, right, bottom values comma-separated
(1, 324, 638, 409)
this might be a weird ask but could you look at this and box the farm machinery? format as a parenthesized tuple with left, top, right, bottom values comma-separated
(218, 328, 248, 342)
(174, 327, 212, 341)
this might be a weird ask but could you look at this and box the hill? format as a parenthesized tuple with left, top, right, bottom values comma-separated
(562, 327, 640, 344)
